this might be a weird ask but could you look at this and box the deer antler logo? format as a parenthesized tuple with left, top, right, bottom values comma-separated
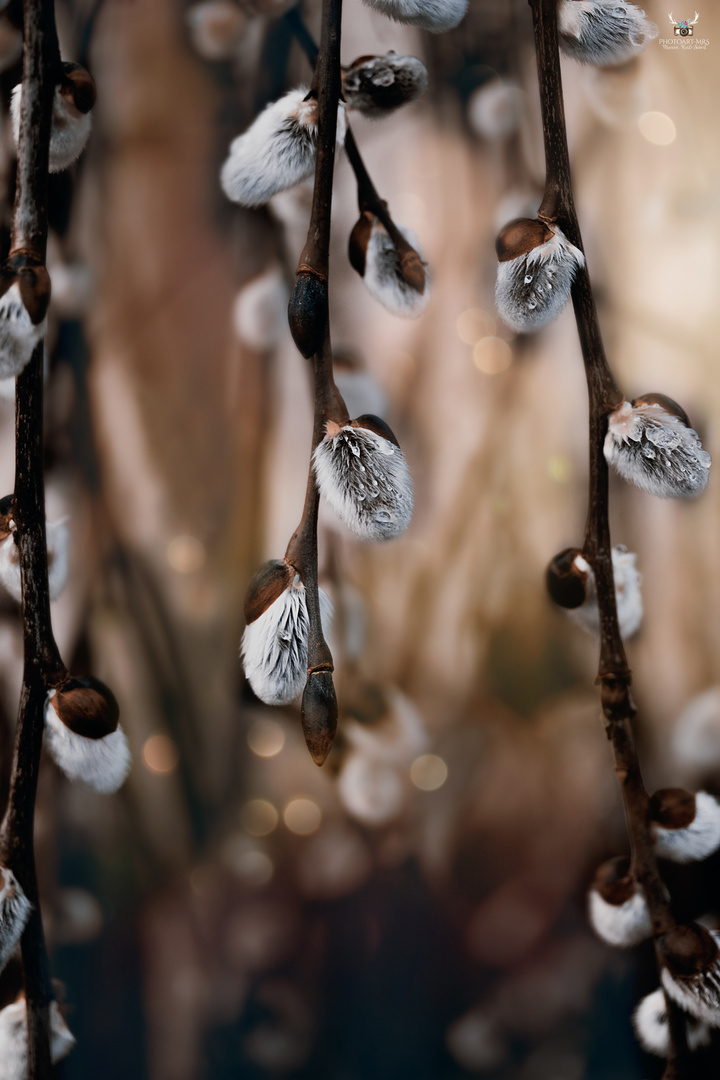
(669, 11, 699, 34)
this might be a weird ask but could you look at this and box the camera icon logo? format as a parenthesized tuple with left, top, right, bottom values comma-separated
(669, 11, 699, 35)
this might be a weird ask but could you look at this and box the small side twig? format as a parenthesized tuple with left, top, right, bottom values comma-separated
(285, 9, 417, 260)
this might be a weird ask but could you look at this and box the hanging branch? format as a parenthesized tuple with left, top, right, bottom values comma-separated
(284, 0, 346, 766)
(528, 0, 689, 1075)
(0, 0, 65, 1076)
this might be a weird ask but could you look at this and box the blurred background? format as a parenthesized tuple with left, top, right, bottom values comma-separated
(0, 0, 719, 1076)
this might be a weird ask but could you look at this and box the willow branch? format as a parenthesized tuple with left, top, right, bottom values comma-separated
(0, 0, 64, 1075)
(283, 0, 345, 764)
(529, 0, 687, 1073)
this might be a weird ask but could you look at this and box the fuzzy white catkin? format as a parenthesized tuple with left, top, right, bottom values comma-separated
(495, 226, 584, 333)
(558, 0, 658, 66)
(604, 400, 711, 499)
(653, 791, 720, 864)
(360, 0, 467, 32)
(588, 884, 652, 948)
(0, 869, 31, 977)
(313, 423, 414, 542)
(344, 688, 428, 767)
(232, 266, 288, 351)
(220, 89, 346, 208)
(468, 79, 524, 141)
(342, 54, 428, 118)
(363, 220, 429, 318)
(0, 999, 75, 1080)
(661, 930, 720, 1026)
(633, 988, 711, 1057)
(672, 687, 720, 774)
(337, 752, 406, 826)
(568, 547, 642, 640)
(44, 692, 132, 794)
(241, 579, 333, 706)
(0, 519, 69, 603)
(186, 0, 247, 61)
(0, 283, 47, 380)
(11, 84, 92, 173)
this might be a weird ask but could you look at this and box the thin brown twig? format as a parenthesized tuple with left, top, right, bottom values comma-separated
(528, 0, 689, 1074)
(0, 0, 65, 1075)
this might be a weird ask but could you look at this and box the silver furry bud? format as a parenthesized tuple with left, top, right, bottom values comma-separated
(659, 924, 720, 1026)
(241, 563, 333, 706)
(495, 218, 584, 333)
(0, 517, 69, 603)
(587, 857, 652, 948)
(546, 546, 642, 639)
(342, 53, 428, 118)
(0, 997, 75, 1077)
(0, 868, 31, 976)
(633, 987, 711, 1058)
(313, 416, 413, 542)
(558, 1, 658, 67)
(12, 65, 95, 173)
(604, 395, 711, 499)
(650, 789, 720, 864)
(220, 89, 346, 208)
(45, 680, 131, 795)
(0, 283, 47, 379)
(349, 213, 429, 318)
(359, 0, 467, 31)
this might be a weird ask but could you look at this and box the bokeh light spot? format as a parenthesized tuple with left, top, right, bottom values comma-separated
(473, 337, 512, 375)
(167, 534, 206, 573)
(548, 455, 572, 483)
(457, 308, 496, 346)
(143, 734, 179, 775)
(639, 111, 676, 146)
(284, 798, 322, 836)
(221, 836, 275, 886)
(247, 718, 285, 758)
(241, 799, 278, 837)
(410, 754, 448, 791)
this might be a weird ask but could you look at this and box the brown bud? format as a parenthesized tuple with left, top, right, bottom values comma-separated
(396, 239, 426, 295)
(346, 54, 377, 69)
(633, 393, 690, 428)
(351, 414, 400, 448)
(49, 676, 119, 740)
(592, 856, 636, 906)
(495, 218, 554, 262)
(649, 788, 697, 830)
(348, 211, 374, 277)
(243, 559, 293, 624)
(59, 62, 97, 115)
(546, 547, 588, 609)
(658, 923, 719, 977)
(17, 265, 52, 325)
(0, 494, 13, 542)
(301, 670, 338, 766)
(288, 270, 328, 359)
(0, 252, 52, 324)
